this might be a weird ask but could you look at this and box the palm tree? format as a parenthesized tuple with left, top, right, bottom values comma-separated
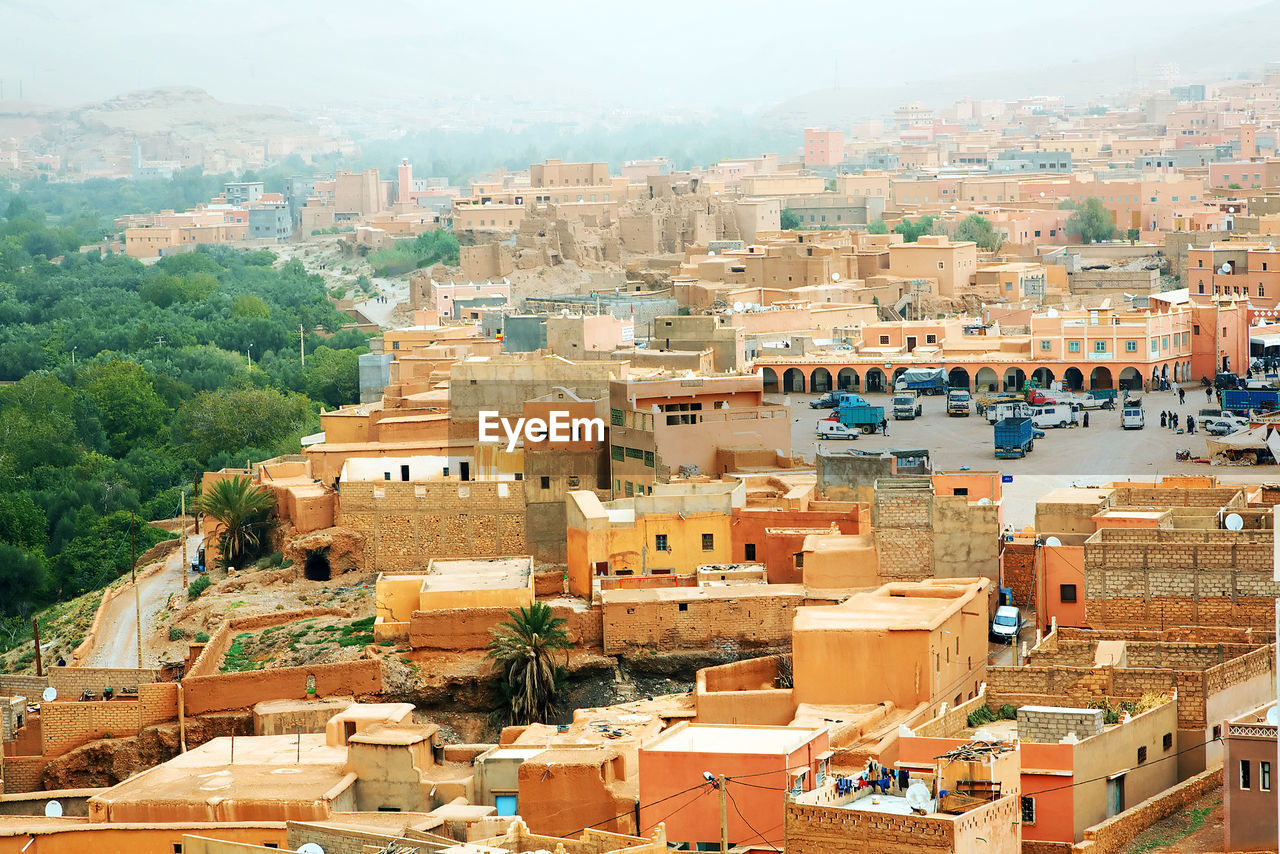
(487, 602, 572, 726)
(197, 475, 274, 568)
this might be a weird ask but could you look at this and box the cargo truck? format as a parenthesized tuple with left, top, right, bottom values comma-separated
(994, 417, 1035, 458)
(946, 388, 972, 417)
(1220, 388, 1280, 414)
(835, 397, 886, 434)
(892, 391, 922, 419)
(893, 368, 947, 395)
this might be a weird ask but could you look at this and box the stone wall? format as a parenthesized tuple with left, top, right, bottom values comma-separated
(1074, 768, 1221, 854)
(873, 485, 935, 581)
(338, 481, 526, 571)
(409, 603, 601, 651)
(38, 682, 178, 755)
(1001, 541, 1037, 612)
(600, 588, 802, 654)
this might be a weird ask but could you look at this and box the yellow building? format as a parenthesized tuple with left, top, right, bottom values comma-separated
(374, 556, 534, 640)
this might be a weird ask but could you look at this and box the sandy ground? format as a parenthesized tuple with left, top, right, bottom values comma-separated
(1118, 784, 1224, 854)
(81, 533, 203, 669)
(781, 386, 1279, 529)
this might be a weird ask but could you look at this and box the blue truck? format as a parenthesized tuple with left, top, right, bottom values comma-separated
(994, 417, 1035, 459)
(835, 396, 886, 434)
(893, 368, 948, 395)
(1220, 388, 1280, 414)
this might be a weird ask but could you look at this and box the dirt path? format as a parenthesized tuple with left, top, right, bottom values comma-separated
(80, 533, 202, 669)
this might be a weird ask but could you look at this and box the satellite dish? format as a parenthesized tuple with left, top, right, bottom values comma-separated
(1220, 264, 1232, 274)
(733, 301, 745, 312)
(1266, 706, 1280, 725)
(972, 728, 998, 743)
(831, 273, 840, 282)
(708, 250, 716, 256)
(298, 845, 326, 854)
(42, 687, 57, 703)
(1045, 536, 1063, 547)
(1225, 513, 1244, 531)
(977, 497, 992, 506)
(905, 782, 932, 812)
(44, 801, 63, 818)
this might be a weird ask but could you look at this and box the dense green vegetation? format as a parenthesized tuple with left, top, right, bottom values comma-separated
(1064, 197, 1117, 244)
(894, 214, 940, 242)
(952, 214, 1003, 252)
(365, 229, 460, 276)
(0, 200, 370, 631)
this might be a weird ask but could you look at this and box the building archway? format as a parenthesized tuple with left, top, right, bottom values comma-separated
(975, 367, 999, 393)
(761, 367, 779, 393)
(1031, 367, 1055, 388)
(1063, 367, 1084, 391)
(1003, 367, 1026, 392)
(864, 368, 887, 393)
(1120, 366, 1143, 391)
(1090, 366, 1113, 390)
(837, 368, 859, 391)
(947, 367, 970, 390)
(304, 549, 331, 582)
(811, 367, 832, 394)
(783, 368, 806, 393)
(891, 367, 909, 389)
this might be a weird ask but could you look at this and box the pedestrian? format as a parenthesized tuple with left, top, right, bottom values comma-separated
(1173, 413, 1180, 431)
(881, 418, 889, 436)
(1179, 388, 1185, 404)
(1083, 411, 1090, 428)
(1187, 416, 1195, 435)
(1206, 386, 1213, 401)
(1160, 411, 1167, 428)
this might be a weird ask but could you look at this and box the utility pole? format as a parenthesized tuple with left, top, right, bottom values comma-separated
(181, 491, 188, 589)
(717, 775, 728, 854)
(300, 323, 306, 367)
(131, 511, 142, 669)
(32, 618, 42, 677)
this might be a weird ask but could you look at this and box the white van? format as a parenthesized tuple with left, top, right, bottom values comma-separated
(986, 401, 1033, 424)
(1030, 404, 1074, 429)
(816, 418, 860, 440)
(1121, 401, 1145, 430)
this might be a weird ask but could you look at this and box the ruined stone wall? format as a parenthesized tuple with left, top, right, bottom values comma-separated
(1016, 706, 1104, 743)
(337, 481, 526, 571)
(1082, 530, 1278, 629)
(872, 487, 934, 580)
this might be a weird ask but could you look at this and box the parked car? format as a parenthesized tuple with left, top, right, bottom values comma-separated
(816, 417, 861, 440)
(990, 605, 1023, 642)
(1202, 414, 1250, 436)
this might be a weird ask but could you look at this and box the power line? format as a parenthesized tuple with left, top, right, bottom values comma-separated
(725, 786, 781, 852)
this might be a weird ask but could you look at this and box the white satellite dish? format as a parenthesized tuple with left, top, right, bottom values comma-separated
(831, 273, 840, 282)
(905, 782, 933, 813)
(733, 301, 745, 312)
(1220, 264, 1232, 274)
(708, 250, 716, 256)
(44, 801, 63, 818)
(1266, 706, 1280, 725)
(42, 686, 57, 703)
(297, 845, 326, 854)
(1225, 513, 1244, 531)
(977, 497, 992, 506)
(1045, 536, 1063, 547)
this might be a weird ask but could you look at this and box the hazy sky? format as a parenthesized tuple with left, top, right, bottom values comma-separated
(1, 0, 1273, 112)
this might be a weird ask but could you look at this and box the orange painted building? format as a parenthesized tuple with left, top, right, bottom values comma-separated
(638, 723, 829, 850)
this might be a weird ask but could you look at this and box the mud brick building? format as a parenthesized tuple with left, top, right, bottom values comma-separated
(988, 627, 1274, 779)
(1081, 528, 1279, 629)
(337, 480, 526, 571)
(599, 582, 804, 654)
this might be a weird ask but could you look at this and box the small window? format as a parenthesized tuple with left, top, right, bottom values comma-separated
(879, 335, 890, 345)
(1137, 746, 1147, 764)
(567, 476, 579, 488)
(745, 543, 756, 560)
(1020, 796, 1036, 824)
(1263, 761, 1272, 792)
(702, 533, 714, 551)
(540, 476, 550, 489)
(174, 846, 184, 854)
(655, 534, 669, 552)
(794, 552, 805, 568)
(611, 445, 624, 462)
(678, 603, 688, 612)
(1094, 341, 1107, 353)
(1241, 759, 1252, 790)
(1163, 733, 1173, 750)
(1125, 341, 1137, 352)
(1060, 584, 1077, 603)
(1069, 341, 1081, 353)
(926, 334, 937, 344)
(1040, 340, 1052, 351)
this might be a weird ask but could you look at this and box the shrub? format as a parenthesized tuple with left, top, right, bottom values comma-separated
(966, 705, 996, 728)
(195, 631, 210, 643)
(187, 575, 212, 600)
(997, 704, 1018, 720)
(168, 626, 186, 642)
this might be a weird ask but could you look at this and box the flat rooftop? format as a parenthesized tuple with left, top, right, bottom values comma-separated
(794, 582, 983, 633)
(91, 734, 348, 808)
(424, 557, 532, 592)
(643, 724, 824, 755)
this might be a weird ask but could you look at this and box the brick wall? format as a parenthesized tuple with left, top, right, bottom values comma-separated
(1017, 706, 1104, 743)
(40, 700, 143, 755)
(1002, 542, 1037, 612)
(0, 755, 48, 794)
(287, 821, 400, 854)
(873, 487, 935, 581)
(409, 604, 601, 651)
(1082, 529, 1279, 629)
(601, 589, 802, 654)
(338, 481, 527, 571)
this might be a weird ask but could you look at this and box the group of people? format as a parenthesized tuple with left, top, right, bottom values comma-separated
(1160, 410, 1194, 433)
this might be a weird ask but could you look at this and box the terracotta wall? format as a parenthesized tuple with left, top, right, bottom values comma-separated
(600, 588, 802, 654)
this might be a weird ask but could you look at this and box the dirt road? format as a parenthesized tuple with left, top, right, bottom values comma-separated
(80, 533, 203, 669)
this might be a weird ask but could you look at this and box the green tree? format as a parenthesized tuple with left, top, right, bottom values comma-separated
(232, 294, 271, 319)
(197, 475, 275, 569)
(894, 215, 938, 242)
(172, 387, 311, 462)
(303, 346, 361, 409)
(81, 360, 170, 456)
(0, 543, 50, 617)
(1066, 197, 1116, 244)
(952, 215, 1003, 252)
(866, 218, 889, 234)
(779, 208, 801, 230)
(487, 602, 571, 726)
